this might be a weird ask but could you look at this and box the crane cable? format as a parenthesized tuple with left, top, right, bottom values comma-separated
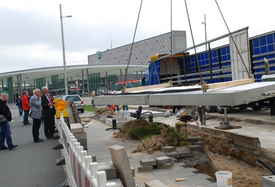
(214, 0, 250, 77)
(123, 0, 143, 92)
(184, 0, 207, 92)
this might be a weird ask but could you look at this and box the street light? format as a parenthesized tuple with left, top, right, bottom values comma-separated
(202, 14, 207, 50)
(59, 4, 72, 95)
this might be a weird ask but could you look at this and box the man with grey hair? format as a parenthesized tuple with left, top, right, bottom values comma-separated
(0, 93, 18, 150)
(29, 89, 43, 142)
(41, 86, 56, 139)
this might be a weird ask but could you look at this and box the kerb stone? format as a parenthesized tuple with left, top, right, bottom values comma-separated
(145, 179, 168, 187)
(70, 123, 83, 133)
(154, 156, 172, 165)
(161, 146, 176, 152)
(140, 158, 157, 166)
(109, 145, 135, 187)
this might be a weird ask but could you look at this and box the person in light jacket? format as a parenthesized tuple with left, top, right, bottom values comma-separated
(29, 89, 43, 142)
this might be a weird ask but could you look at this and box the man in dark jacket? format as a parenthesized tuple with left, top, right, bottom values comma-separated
(41, 86, 56, 139)
(0, 93, 18, 150)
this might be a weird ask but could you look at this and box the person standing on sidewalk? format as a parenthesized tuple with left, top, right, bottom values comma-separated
(29, 89, 43, 143)
(0, 93, 18, 150)
(16, 96, 22, 116)
(41, 86, 56, 139)
(22, 91, 31, 125)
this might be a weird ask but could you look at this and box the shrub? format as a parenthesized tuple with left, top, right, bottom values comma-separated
(129, 123, 164, 140)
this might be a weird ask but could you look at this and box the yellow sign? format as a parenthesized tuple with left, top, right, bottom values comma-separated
(55, 99, 68, 118)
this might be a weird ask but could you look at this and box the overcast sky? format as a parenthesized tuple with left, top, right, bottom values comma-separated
(0, 0, 274, 73)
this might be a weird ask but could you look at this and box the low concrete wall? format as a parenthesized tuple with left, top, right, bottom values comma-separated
(185, 123, 261, 150)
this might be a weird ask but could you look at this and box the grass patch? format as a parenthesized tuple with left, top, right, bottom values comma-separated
(84, 104, 97, 112)
(168, 132, 186, 141)
(142, 135, 154, 140)
(129, 123, 165, 140)
(167, 126, 176, 132)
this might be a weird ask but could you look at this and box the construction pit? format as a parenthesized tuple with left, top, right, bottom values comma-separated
(79, 107, 275, 187)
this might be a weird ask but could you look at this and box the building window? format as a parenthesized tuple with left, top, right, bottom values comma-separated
(122, 55, 124, 57)
(141, 51, 142, 53)
(163, 45, 165, 47)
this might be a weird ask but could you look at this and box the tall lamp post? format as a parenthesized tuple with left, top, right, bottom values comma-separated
(202, 14, 207, 50)
(59, 4, 72, 95)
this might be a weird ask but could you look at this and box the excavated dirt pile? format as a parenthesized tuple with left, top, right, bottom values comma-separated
(95, 108, 116, 116)
(112, 119, 187, 153)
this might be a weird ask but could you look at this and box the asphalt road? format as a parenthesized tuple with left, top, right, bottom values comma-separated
(0, 104, 65, 187)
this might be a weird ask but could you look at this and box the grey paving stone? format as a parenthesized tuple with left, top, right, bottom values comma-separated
(161, 146, 176, 152)
(98, 163, 117, 180)
(179, 150, 192, 158)
(154, 156, 172, 165)
(189, 145, 202, 151)
(166, 151, 180, 158)
(188, 137, 199, 142)
(140, 158, 157, 166)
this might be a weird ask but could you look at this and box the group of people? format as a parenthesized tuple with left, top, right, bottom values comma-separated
(0, 86, 56, 150)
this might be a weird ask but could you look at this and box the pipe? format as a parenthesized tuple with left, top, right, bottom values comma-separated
(257, 158, 275, 175)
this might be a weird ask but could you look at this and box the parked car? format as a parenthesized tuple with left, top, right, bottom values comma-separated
(55, 95, 84, 113)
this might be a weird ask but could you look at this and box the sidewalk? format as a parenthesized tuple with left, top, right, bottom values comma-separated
(0, 104, 65, 187)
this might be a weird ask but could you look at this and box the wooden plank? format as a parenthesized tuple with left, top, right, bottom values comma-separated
(124, 82, 172, 93)
(206, 78, 255, 90)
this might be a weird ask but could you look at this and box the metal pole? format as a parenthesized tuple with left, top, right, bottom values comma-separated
(82, 70, 85, 96)
(1, 79, 3, 93)
(60, 4, 68, 95)
(86, 69, 90, 97)
(204, 14, 207, 50)
(19, 74, 22, 95)
(17, 75, 19, 94)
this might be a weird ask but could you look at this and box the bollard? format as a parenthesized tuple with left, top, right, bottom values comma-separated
(90, 162, 98, 179)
